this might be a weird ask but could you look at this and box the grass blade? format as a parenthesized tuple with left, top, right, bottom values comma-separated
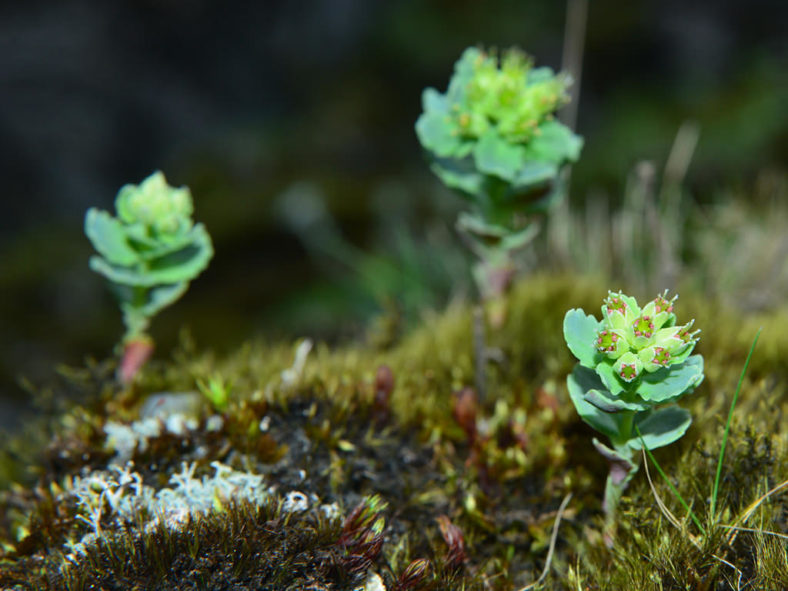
(636, 425, 706, 535)
(711, 328, 762, 518)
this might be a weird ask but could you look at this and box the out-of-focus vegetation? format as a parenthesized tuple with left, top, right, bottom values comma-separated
(0, 1, 786, 424)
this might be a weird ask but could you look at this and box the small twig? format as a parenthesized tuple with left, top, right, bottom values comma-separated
(518, 493, 573, 591)
(725, 478, 788, 545)
(719, 524, 788, 542)
(641, 448, 702, 549)
(473, 306, 488, 402)
(711, 554, 744, 591)
(559, 0, 588, 132)
(642, 449, 682, 530)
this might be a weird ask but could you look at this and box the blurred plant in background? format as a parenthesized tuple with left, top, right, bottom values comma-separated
(85, 171, 213, 383)
(416, 46, 582, 318)
(690, 170, 788, 311)
(543, 121, 699, 295)
(275, 179, 472, 347)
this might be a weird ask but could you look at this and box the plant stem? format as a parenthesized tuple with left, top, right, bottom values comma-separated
(618, 410, 635, 444)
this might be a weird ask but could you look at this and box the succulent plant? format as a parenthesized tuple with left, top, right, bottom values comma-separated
(416, 46, 583, 303)
(563, 290, 703, 537)
(85, 171, 213, 382)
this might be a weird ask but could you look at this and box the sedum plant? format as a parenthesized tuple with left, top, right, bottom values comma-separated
(85, 171, 213, 383)
(416, 46, 582, 306)
(563, 290, 703, 537)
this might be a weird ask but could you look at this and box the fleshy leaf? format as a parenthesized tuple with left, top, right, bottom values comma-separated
(637, 355, 704, 403)
(140, 282, 189, 318)
(595, 360, 626, 395)
(627, 406, 692, 451)
(422, 87, 448, 115)
(498, 222, 540, 252)
(89, 225, 213, 287)
(567, 365, 623, 441)
(524, 120, 583, 164)
(415, 110, 462, 158)
(84, 209, 139, 266)
(512, 160, 557, 188)
(143, 225, 214, 284)
(89, 256, 146, 286)
(473, 129, 524, 181)
(430, 161, 483, 198)
(584, 388, 650, 413)
(563, 309, 602, 368)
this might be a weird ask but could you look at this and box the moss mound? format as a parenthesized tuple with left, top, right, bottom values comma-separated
(1, 274, 786, 590)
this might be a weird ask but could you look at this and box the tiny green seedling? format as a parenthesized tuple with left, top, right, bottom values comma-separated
(85, 171, 214, 383)
(416, 46, 583, 305)
(563, 290, 703, 538)
(196, 374, 232, 413)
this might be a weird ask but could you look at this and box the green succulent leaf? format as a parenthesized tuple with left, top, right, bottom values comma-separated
(595, 360, 626, 396)
(567, 365, 624, 440)
(415, 110, 462, 158)
(140, 282, 189, 318)
(456, 211, 509, 239)
(422, 87, 448, 115)
(84, 209, 139, 267)
(524, 120, 583, 164)
(637, 355, 704, 403)
(88, 225, 213, 288)
(473, 129, 524, 181)
(583, 388, 650, 413)
(498, 222, 540, 251)
(89, 256, 143, 286)
(430, 160, 484, 198)
(563, 309, 602, 368)
(142, 225, 214, 284)
(525, 66, 555, 85)
(627, 406, 692, 451)
(445, 47, 480, 103)
(512, 161, 558, 189)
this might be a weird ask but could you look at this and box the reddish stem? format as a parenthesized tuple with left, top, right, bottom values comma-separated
(118, 337, 154, 384)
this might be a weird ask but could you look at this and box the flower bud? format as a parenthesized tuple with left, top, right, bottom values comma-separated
(595, 328, 629, 359)
(613, 352, 643, 383)
(638, 345, 672, 373)
(631, 314, 657, 348)
(601, 291, 636, 330)
(653, 326, 688, 355)
(677, 319, 701, 345)
(641, 290, 678, 331)
(116, 171, 194, 239)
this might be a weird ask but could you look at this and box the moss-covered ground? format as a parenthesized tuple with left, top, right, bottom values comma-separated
(0, 275, 786, 590)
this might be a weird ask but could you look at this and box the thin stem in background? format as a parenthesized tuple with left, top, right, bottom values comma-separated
(473, 305, 488, 402)
(560, 0, 588, 132)
(549, 0, 588, 267)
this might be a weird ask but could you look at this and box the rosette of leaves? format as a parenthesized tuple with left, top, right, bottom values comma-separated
(416, 46, 583, 300)
(85, 171, 213, 382)
(563, 291, 703, 536)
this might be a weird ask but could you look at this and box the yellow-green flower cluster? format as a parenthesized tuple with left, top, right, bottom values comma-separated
(115, 171, 195, 242)
(451, 48, 570, 144)
(596, 291, 699, 382)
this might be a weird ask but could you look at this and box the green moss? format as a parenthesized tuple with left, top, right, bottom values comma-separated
(1, 274, 786, 590)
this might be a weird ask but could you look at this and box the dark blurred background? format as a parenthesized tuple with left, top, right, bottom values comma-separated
(1, 0, 786, 428)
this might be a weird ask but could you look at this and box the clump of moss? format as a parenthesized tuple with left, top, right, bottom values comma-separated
(1, 274, 786, 590)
